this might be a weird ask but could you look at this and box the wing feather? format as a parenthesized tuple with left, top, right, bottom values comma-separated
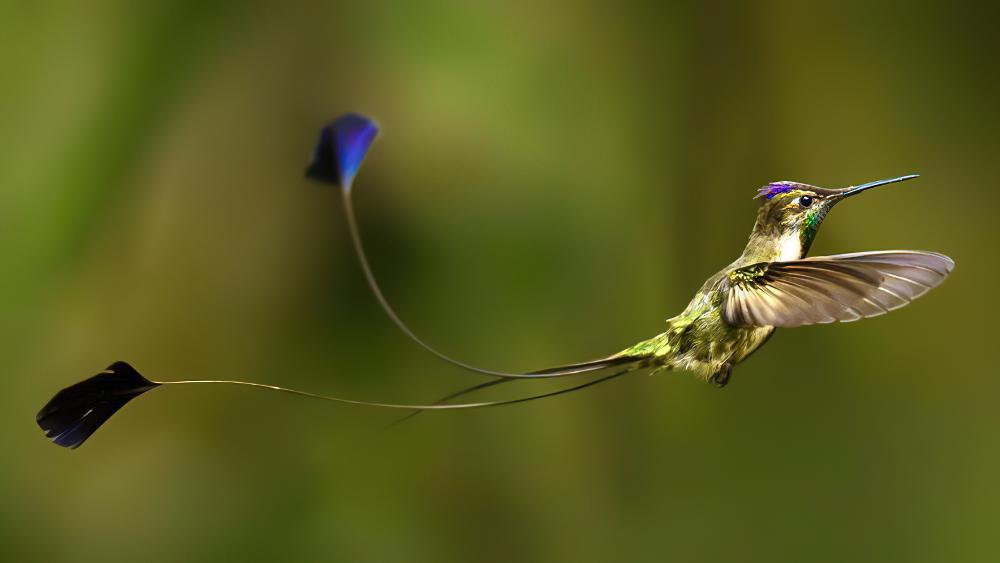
(723, 251, 954, 327)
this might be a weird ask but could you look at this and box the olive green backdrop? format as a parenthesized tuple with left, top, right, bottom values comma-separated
(2, 1, 996, 562)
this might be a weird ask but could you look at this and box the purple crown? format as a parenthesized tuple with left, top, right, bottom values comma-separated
(756, 182, 797, 200)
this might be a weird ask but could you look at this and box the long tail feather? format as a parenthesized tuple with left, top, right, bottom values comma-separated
(385, 356, 649, 429)
(39, 361, 638, 448)
(308, 114, 631, 380)
(384, 378, 514, 430)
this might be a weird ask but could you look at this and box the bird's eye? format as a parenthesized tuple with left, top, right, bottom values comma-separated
(799, 196, 813, 208)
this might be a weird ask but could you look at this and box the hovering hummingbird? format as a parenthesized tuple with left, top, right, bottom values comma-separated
(37, 113, 954, 448)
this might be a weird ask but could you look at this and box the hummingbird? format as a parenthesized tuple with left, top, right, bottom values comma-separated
(36, 113, 954, 448)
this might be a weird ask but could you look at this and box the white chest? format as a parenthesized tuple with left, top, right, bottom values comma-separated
(776, 231, 803, 262)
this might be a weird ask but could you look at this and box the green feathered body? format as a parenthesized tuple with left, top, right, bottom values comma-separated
(613, 199, 814, 381)
(617, 266, 774, 380)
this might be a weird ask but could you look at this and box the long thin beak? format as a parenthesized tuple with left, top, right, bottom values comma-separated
(838, 174, 920, 198)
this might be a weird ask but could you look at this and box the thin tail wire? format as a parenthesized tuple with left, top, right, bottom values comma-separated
(341, 190, 623, 380)
(384, 378, 513, 430)
(382, 357, 649, 429)
(157, 366, 632, 411)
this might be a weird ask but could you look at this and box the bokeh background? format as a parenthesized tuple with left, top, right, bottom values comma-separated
(2, 1, 997, 561)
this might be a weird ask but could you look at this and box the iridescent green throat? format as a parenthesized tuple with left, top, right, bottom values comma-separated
(799, 208, 826, 256)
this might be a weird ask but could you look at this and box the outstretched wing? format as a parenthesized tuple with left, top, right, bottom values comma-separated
(723, 251, 954, 328)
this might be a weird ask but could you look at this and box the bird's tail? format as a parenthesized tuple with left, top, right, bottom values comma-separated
(529, 354, 647, 375)
(383, 353, 651, 429)
(37, 113, 659, 449)
(38, 355, 652, 449)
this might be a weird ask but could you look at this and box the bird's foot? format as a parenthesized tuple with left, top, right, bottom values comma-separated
(710, 364, 733, 388)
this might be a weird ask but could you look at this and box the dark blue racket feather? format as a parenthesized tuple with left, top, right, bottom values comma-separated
(305, 113, 378, 191)
(37, 362, 158, 449)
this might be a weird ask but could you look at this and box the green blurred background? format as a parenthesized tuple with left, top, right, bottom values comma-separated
(2, 1, 996, 561)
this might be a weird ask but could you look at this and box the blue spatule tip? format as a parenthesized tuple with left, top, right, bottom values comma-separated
(305, 113, 379, 192)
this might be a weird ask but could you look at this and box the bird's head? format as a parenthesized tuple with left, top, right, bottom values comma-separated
(751, 174, 919, 258)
